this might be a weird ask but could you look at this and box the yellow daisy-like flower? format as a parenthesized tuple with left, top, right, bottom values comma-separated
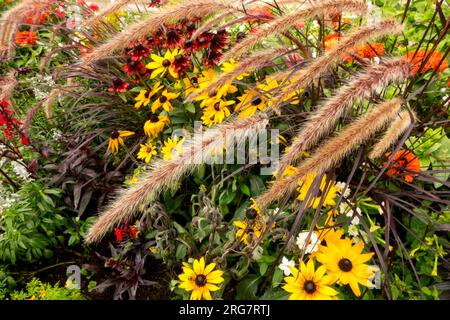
(316, 239, 375, 297)
(151, 90, 180, 113)
(107, 130, 135, 154)
(235, 88, 268, 118)
(134, 82, 163, 109)
(177, 76, 200, 96)
(297, 173, 338, 209)
(178, 257, 224, 300)
(194, 69, 238, 108)
(282, 259, 339, 300)
(233, 219, 264, 245)
(137, 141, 157, 163)
(256, 77, 280, 108)
(220, 58, 249, 80)
(201, 99, 234, 126)
(143, 114, 169, 139)
(316, 227, 345, 252)
(146, 49, 182, 79)
(161, 136, 184, 160)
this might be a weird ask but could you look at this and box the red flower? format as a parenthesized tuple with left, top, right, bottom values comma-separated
(385, 150, 421, 183)
(125, 42, 149, 61)
(1, 99, 29, 146)
(114, 227, 126, 242)
(165, 27, 182, 48)
(403, 49, 449, 75)
(15, 31, 38, 46)
(109, 78, 129, 93)
(123, 59, 148, 77)
(148, 0, 162, 7)
(172, 53, 192, 77)
(246, 6, 274, 24)
(88, 4, 99, 11)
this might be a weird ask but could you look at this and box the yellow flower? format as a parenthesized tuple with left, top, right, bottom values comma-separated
(316, 239, 375, 297)
(257, 77, 280, 108)
(143, 114, 169, 139)
(316, 227, 345, 252)
(177, 76, 200, 96)
(178, 257, 224, 300)
(134, 82, 163, 109)
(151, 90, 179, 113)
(220, 58, 249, 80)
(297, 173, 338, 208)
(201, 99, 234, 126)
(137, 141, 157, 163)
(107, 130, 135, 154)
(235, 88, 268, 118)
(146, 49, 182, 79)
(282, 259, 339, 300)
(233, 220, 264, 245)
(161, 136, 184, 160)
(194, 69, 237, 108)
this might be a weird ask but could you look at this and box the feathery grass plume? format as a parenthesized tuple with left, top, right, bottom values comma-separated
(0, 70, 18, 103)
(85, 114, 269, 243)
(82, 0, 147, 29)
(219, 0, 368, 64)
(80, 0, 244, 65)
(369, 110, 416, 159)
(271, 19, 404, 105)
(0, 0, 41, 61)
(257, 98, 404, 208)
(276, 58, 411, 177)
(187, 48, 290, 101)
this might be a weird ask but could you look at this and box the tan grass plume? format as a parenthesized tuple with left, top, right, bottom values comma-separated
(257, 97, 404, 208)
(219, 0, 368, 64)
(0, 70, 18, 103)
(85, 114, 269, 243)
(80, 0, 244, 65)
(276, 58, 411, 177)
(369, 110, 416, 159)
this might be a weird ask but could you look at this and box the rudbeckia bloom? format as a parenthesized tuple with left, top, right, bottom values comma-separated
(297, 173, 338, 209)
(146, 49, 182, 79)
(233, 219, 264, 245)
(384, 149, 421, 183)
(134, 82, 163, 109)
(137, 141, 157, 163)
(220, 59, 249, 80)
(161, 136, 184, 160)
(235, 88, 268, 118)
(178, 257, 224, 300)
(143, 114, 169, 139)
(316, 239, 374, 297)
(282, 259, 338, 300)
(107, 130, 135, 154)
(151, 90, 179, 113)
(201, 99, 234, 126)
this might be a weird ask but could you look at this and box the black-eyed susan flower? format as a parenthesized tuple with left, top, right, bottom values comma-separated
(297, 173, 338, 209)
(178, 257, 224, 300)
(146, 49, 182, 79)
(193, 69, 237, 108)
(134, 82, 163, 109)
(233, 220, 264, 245)
(143, 114, 169, 139)
(201, 99, 234, 126)
(316, 226, 345, 250)
(235, 88, 268, 118)
(282, 259, 338, 300)
(316, 239, 375, 297)
(161, 136, 184, 160)
(220, 59, 249, 80)
(107, 130, 135, 154)
(137, 141, 157, 163)
(151, 90, 179, 113)
(177, 76, 200, 96)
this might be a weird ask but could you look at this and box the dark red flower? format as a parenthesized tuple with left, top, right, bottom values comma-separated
(123, 59, 148, 77)
(125, 42, 149, 61)
(148, 0, 161, 7)
(109, 78, 129, 93)
(209, 29, 228, 51)
(172, 54, 192, 77)
(88, 4, 99, 11)
(165, 26, 182, 48)
(183, 39, 198, 53)
(114, 227, 126, 242)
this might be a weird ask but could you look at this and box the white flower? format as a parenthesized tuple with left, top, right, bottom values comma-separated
(335, 181, 351, 198)
(278, 257, 296, 276)
(296, 231, 320, 254)
(339, 202, 361, 225)
(11, 161, 32, 181)
(367, 265, 381, 289)
(348, 225, 369, 243)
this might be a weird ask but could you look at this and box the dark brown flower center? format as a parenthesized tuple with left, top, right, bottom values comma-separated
(111, 130, 120, 139)
(209, 89, 218, 97)
(175, 54, 184, 63)
(214, 102, 221, 111)
(338, 258, 353, 272)
(191, 77, 198, 87)
(195, 274, 207, 287)
(252, 97, 262, 106)
(149, 114, 159, 122)
(303, 280, 316, 294)
(159, 96, 168, 103)
(162, 59, 171, 67)
(245, 208, 258, 220)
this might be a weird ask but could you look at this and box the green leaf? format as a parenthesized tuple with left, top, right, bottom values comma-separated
(240, 184, 251, 196)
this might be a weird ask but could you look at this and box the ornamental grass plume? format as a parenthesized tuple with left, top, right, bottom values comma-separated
(271, 19, 404, 105)
(369, 110, 416, 160)
(85, 114, 269, 243)
(80, 0, 245, 65)
(0, 70, 18, 103)
(276, 58, 412, 177)
(82, 0, 147, 28)
(219, 0, 368, 64)
(257, 98, 404, 208)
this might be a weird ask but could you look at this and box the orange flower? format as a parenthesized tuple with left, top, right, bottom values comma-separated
(384, 150, 421, 183)
(357, 43, 384, 59)
(247, 6, 273, 24)
(15, 31, 38, 46)
(403, 50, 449, 75)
